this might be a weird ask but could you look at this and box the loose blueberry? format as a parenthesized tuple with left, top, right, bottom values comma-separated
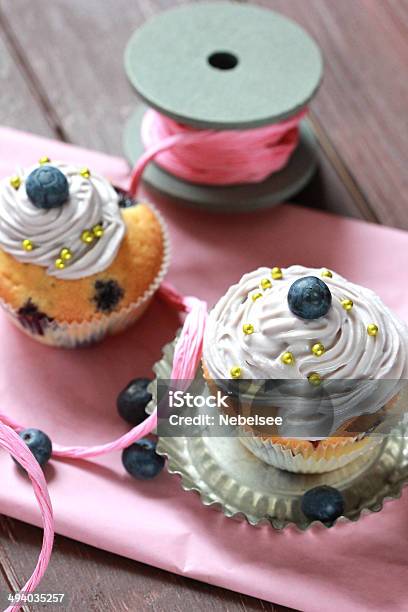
(92, 279, 124, 313)
(288, 276, 332, 320)
(122, 438, 165, 480)
(301, 485, 344, 523)
(26, 165, 69, 209)
(15, 428, 52, 468)
(117, 378, 152, 425)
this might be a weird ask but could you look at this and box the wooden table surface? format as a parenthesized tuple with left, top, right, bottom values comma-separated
(0, 1, 406, 610)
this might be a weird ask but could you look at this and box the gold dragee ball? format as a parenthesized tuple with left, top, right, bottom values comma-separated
(22, 239, 33, 252)
(271, 267, 283, 280)
(252, 292, 262, 302)
(260, 278, 272, 290)
(230, 366, 242, 379)
(39, 156, 50, 165)
(60, 247, 72, 261)
(10, 175, 21, 190)
(367, 323, 379, 337)
(311, 342, 325, 357)
(308, 372, 322, 386)
(80, 167, 91, 179)
(341, 299, 353, 311)
(81, 229, 94, 244)
(243, 323, 254, 335)
(321, 269, 333, 278)
(281, 351, 295, 366)
(92, 224, 104, 238)
(55, 258, 65, 270)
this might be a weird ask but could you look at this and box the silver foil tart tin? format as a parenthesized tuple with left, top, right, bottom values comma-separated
(150, 337, 408, 530)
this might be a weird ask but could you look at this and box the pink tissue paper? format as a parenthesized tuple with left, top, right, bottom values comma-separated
(1, 127, 408, 611)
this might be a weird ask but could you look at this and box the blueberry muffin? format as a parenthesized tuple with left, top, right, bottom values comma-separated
(0, 159, 168, 347)
(202, 265, 408, 473)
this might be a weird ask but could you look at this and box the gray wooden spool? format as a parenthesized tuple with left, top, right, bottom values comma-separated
(123, 2, 323, 212)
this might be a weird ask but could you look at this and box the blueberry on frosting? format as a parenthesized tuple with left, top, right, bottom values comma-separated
(287, 276, 332, 320)
(0, 162, 126, 279)
(26, 165, 69, 209)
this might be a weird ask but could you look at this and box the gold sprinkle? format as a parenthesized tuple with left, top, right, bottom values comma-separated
(81, 229, 94, 244)
(230, 366, 242, 379)
(281, 351, 295, 366)
(10, 175, 21, 190)
(321, 269, 333, 278)
(39, 156, 50, 165)
(367, 323, 379, 337)
(271, 267, 283, 280)
(252, 292, 263, 302)
(60, 247, 72, 261)
(341, 299, 353, 311)
(92, 224, 104, 238)
(55, 258, 65, 270)
(243, 323, 254, 335)
(311, 342, 325, 357)
(22, 239, 33, 252)
(308, 372, 322, 386)
(260, 278, 272, 290)
(80, 167, 91, 178)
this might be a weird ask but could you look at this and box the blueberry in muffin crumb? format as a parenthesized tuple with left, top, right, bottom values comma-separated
(92, 279, 124, 313)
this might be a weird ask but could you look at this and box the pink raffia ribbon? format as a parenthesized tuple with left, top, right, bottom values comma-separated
(158, 283, 208, 381)
(128, 107, 307, 197)
(0, 422, 54, 612)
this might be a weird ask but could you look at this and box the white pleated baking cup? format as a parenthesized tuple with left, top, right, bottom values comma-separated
(0, 202, 170, 348)
(239, 432, 383, 474)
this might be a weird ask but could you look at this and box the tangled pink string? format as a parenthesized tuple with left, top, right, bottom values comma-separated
(128, 107, 307, 197)
(0, 422, 54, 612)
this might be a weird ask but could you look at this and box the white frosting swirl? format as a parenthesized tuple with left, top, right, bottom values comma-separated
(203, 265, 408, 434)
(0, 161, 125, 280)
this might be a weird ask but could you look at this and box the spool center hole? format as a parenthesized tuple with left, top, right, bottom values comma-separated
(208, 51, 238, 71)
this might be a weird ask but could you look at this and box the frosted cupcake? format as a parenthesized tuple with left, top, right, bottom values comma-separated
(0, 159, 168, 347)
(203, 265, 408, 473)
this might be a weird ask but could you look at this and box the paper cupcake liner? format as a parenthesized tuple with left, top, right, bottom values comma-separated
(203, 366, 396, 474)
(0, 203, 170, 348)
(238, 395, 401, 474)
(239, 431, 383, 474)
